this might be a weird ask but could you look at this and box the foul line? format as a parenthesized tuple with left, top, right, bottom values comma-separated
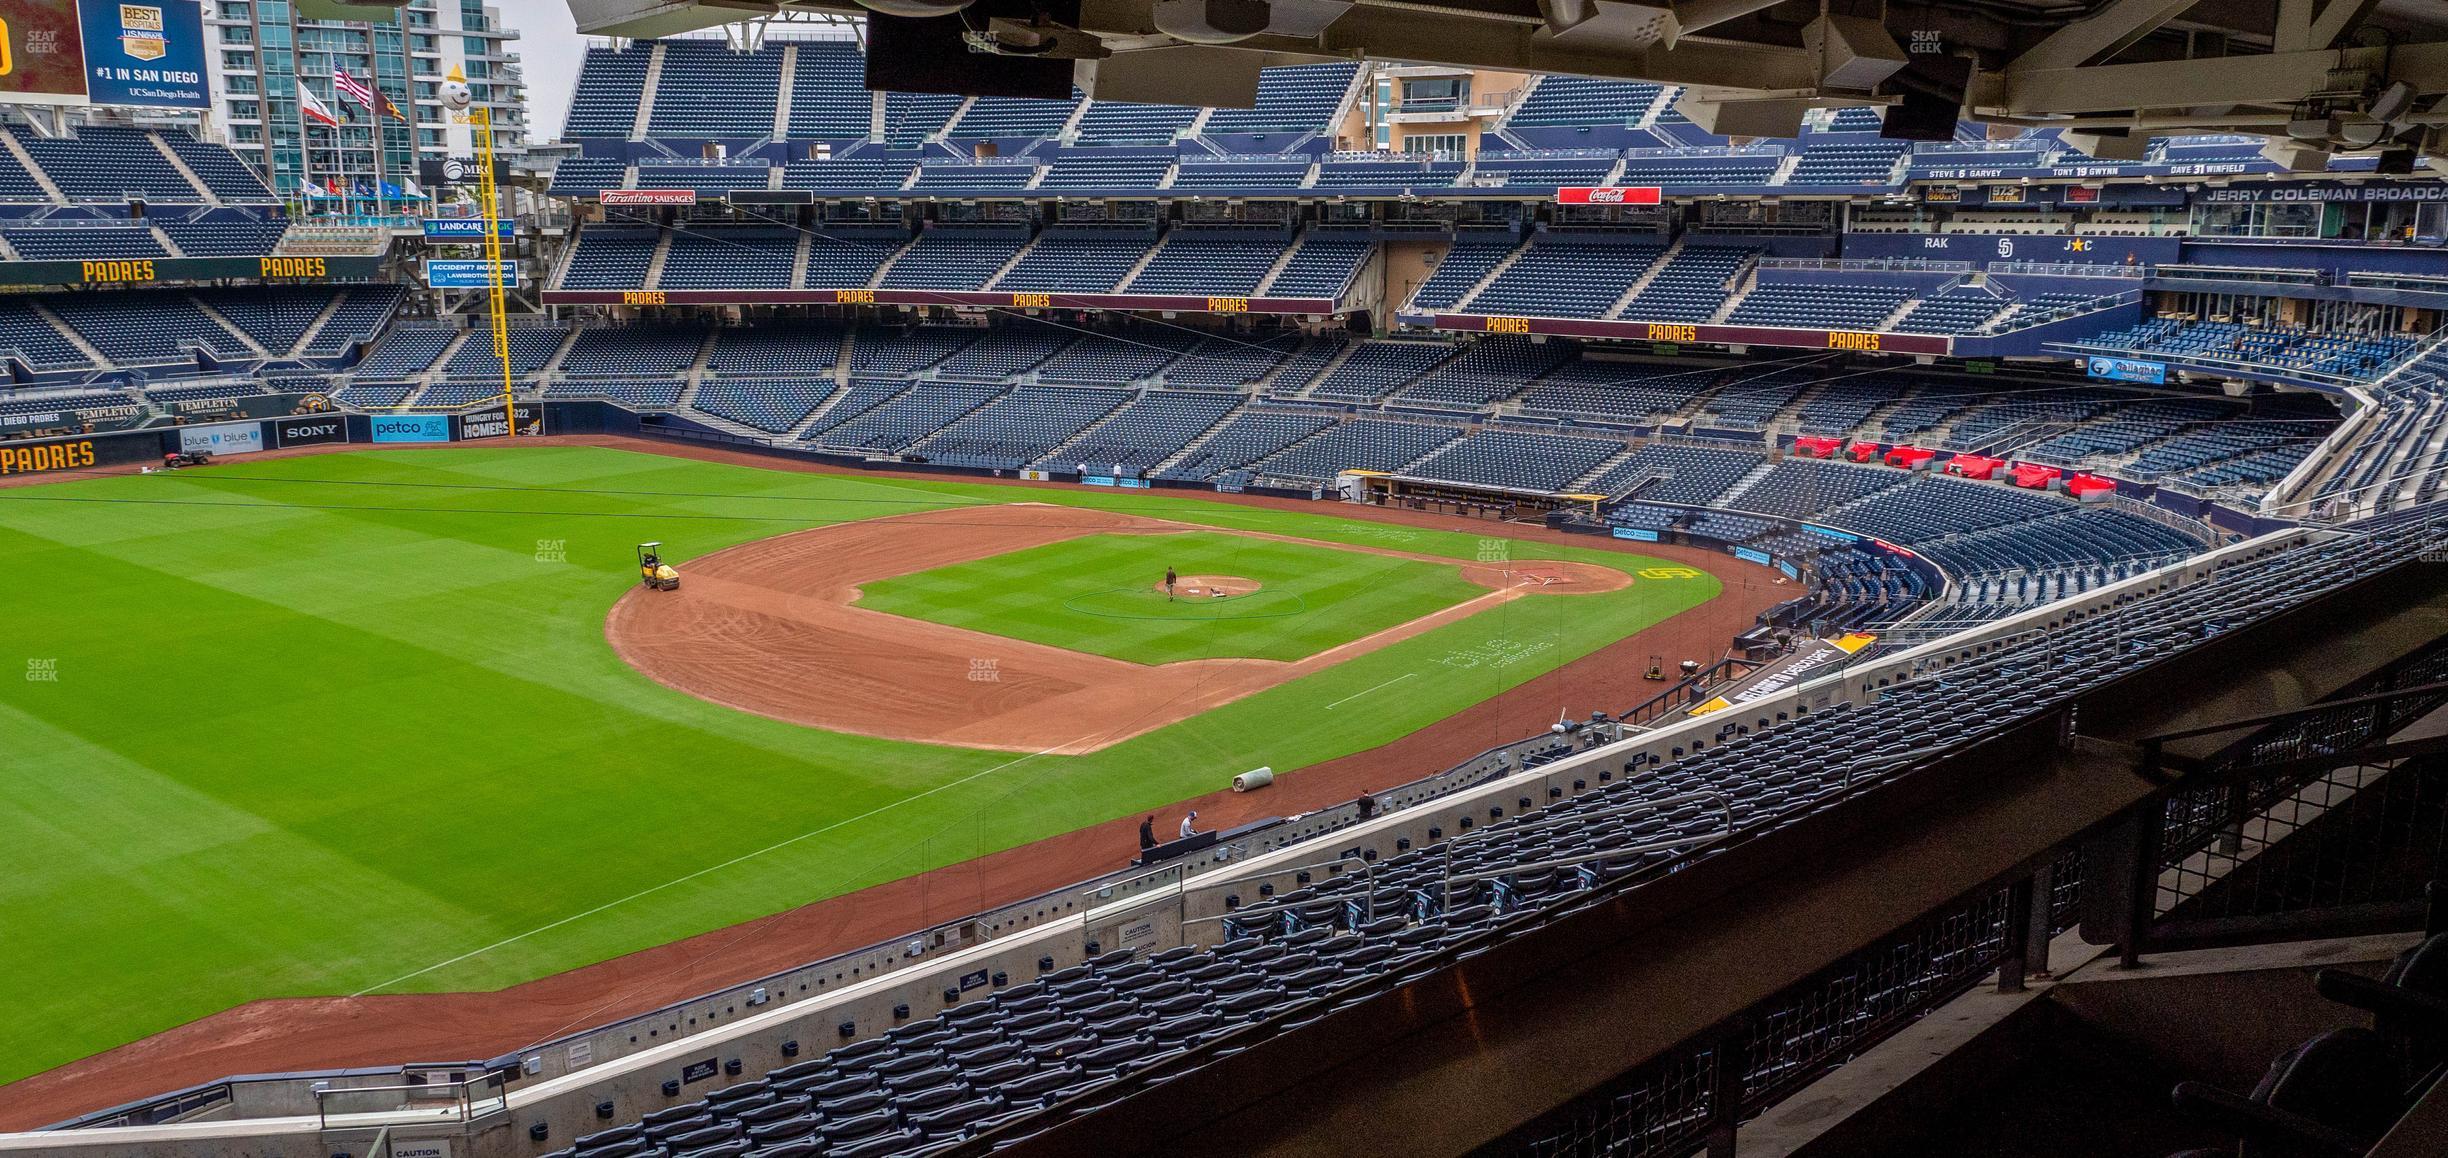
(1324, 672, 1417, 710)
(350, 742, 1066, 997)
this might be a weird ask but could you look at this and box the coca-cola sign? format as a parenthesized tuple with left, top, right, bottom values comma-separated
(1555, 186, 1663, 205)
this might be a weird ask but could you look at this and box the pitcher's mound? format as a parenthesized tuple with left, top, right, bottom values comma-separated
(1160, 574, 1261, 598)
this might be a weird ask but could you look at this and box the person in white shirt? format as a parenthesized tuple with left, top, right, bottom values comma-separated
(1178, 811, 1199, 839)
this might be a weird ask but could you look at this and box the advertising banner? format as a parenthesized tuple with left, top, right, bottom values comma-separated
(421, 218, 513, 241)
(417, 155, 476, 187)
(599, 189, 696, 206)
(425, 259, 521, 289)
(0, 434, 98, 475)
(1610, 526, 1660, 542)
(76, 0, 206, 108)
(2196, 181, 2448, 204)
(369, 414, 451, 443)
(178, 420, 261, 456)
(2085, 354, 2168, 384)
(0, 252, 381, 288)
(0, 0, 89, 105)
(454, 402, 539, 441)
(1555, 186, 1662, 205)
(272, 413, 348, 448)
(1733, 546, 1772, 566)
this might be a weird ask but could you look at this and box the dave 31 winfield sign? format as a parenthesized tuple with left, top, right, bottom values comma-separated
(1554, 187, 1663, 205)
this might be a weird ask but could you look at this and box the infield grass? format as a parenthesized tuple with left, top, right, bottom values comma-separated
(0, 445, 1719, 1088)
(855, 530, 1484, 664)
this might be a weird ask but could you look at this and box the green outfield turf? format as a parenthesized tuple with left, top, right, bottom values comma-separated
(855, 530, 1486, 664)
(0, 446, 1719, 1088)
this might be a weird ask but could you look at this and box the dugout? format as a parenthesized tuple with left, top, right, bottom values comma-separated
(1335, 470, 1602, 521)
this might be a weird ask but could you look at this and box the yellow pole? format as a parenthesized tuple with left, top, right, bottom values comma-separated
(472, 106, 515, 438)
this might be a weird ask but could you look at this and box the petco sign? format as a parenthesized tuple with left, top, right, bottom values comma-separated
(1555, 186, 1662, 205)
(599, 189, 696, 206)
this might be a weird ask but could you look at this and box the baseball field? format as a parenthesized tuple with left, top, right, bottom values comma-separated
(0, 443, 1722, 1090)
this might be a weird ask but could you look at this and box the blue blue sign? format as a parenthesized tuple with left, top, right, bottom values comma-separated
(1610, 526, 1660, 543)
(78, 0, 209, 109)
(2085, 355, 2168, 385)
(370, 415, 452, 443)
(1116, 478, 1150, 489)
(1778, 561, 1800, 580)
(425, 259, 521, 288)
(1734, 546, 1773, 566)
(423, 219, 515, 241)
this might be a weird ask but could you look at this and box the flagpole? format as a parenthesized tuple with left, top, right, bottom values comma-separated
(289, 3, 312, 218)
(365, 26, 389, 221)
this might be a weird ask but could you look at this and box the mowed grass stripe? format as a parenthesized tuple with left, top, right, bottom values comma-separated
(856, 531, 1482, 664)
(0, 446, 1716, 1084)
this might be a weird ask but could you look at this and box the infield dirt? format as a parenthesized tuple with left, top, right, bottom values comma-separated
(606, 503, 1628, 754)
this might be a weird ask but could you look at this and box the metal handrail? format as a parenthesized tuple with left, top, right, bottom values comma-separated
(1435, 789, 1734, 911)
(1183, 853, 1381, 929)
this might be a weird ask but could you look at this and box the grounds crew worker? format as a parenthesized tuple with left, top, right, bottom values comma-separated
(1165, 566, 1178, 600)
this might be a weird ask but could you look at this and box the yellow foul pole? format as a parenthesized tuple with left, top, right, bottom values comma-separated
(472, 106, 515, 438)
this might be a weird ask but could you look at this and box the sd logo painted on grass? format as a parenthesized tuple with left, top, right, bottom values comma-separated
(1433, 637, 1555, 670)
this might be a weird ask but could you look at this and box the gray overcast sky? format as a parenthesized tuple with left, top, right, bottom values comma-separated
(497, 0, 583, 141)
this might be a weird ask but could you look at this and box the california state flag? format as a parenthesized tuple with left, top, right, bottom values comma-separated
(299, 85, 343, 128)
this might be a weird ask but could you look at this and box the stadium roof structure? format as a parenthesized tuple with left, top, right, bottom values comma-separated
(567, 0, 2448, 163)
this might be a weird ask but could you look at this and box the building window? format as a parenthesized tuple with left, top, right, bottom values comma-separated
(1408, 133, 1467, 159)
(1401, 76, 1466, 113)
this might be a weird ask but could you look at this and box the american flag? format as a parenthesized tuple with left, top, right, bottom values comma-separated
(332, 68, 375, 108)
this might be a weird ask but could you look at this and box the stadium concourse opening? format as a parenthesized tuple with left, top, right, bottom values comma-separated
(605, 502, 1633, 754)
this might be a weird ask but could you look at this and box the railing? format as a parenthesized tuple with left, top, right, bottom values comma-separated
(1475, 147, 1621, 161)
(1908, 139, 2049, 155)
(2152, 263, 2329, 287)
(1623, 143, 1785, 158)
(1987, 260, 2145, 279)
(2120, 641, 2448, 958)
(1502, 634, 2448, 1157)
(1754, 256, 1972, 274)
(1983, 288, 2143, 333)
(312, 1076, 507, 1130)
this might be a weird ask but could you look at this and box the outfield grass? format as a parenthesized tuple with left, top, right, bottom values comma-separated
(0, 446, 1718, 1085)
(854, 530, 1485, 664)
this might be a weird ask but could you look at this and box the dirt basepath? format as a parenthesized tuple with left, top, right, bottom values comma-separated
(0, 434, 1791, 1130)
(609, 504, 1630, 753)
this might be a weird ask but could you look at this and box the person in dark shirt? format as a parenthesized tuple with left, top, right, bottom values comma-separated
(1138, 815, 1157, 851)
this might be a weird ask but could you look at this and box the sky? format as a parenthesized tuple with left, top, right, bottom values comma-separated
(497, 0, 583, 141)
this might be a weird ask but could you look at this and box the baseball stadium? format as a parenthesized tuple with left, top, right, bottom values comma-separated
(4, 1, 2448, 1157)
